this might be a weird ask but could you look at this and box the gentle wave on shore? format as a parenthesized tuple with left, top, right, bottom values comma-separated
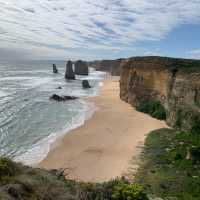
(0, 60, 106, 165)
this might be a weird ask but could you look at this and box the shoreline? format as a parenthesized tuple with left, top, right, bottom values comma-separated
(38, 77, 167, 182)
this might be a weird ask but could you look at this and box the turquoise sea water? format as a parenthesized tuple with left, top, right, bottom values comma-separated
(0, 60, 106, 165)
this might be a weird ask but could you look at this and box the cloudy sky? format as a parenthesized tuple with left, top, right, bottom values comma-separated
(0, 0, 200, 60)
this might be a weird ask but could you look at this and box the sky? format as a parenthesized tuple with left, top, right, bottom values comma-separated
(0, 0, 200, 60)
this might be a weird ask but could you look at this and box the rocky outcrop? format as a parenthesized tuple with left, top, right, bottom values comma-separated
(65, 61, 75, 80)
(75, 60, 89, 75)
(120, 56, 200, 131)
(82, 80, 91, 89)
(89, 59, 128, 76)
(53, 64, 58, 73)
(50, 94, 78, 101)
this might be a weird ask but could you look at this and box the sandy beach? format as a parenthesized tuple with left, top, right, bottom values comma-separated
(39, 77, 167, 182)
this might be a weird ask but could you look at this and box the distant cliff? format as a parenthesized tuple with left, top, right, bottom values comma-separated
(88, 59, 128, 76)
(120, 56, 200, 131)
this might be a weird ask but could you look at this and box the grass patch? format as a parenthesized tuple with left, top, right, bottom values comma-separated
(136, 100, 166, 120)
(135, 128, 200, 200)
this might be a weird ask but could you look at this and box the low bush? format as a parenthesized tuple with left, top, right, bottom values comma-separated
(191, 116, 200, 134)
(0, 159, 148, 200)
(112, 182, 149, 200)
(0, 157, 22, 184)
(136, 100, 166, 120)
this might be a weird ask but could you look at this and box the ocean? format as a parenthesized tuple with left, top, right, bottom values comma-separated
(0, 60, 106, 166)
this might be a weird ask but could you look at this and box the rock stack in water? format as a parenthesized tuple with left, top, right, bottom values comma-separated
(65, 60, 75, 80)
(75, 60, 89, 75)
(53, 64, 58, 73)
(82, 80, 91, 89)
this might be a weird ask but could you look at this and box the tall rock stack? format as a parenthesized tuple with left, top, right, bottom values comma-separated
(75, 60, 89, 75)
(65, 61, 75, 80)
(53, 64, 58, 73)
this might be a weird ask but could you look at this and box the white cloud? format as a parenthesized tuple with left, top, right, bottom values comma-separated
(188, 49, 200, 59)
(0, 0, 200, 59)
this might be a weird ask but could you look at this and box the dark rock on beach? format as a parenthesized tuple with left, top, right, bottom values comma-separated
(82, 80, 91, 89)
(75, 60, 89, 75)
(53, 64, 58, 73)
(50, 94, 78, 102)
(65, 61, 75, 80)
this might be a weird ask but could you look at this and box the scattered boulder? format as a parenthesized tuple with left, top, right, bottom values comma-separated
(56, 86, 62, 89)
(50, 94, 78, 102)
(75, 60, 89, 75)
(82, 80, 91, 89)
(65, 61, 75, 80)
(53, 64, 58, 73)
(63, 96, 78, 100)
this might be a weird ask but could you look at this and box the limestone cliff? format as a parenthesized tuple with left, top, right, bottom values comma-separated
(75, 60, 89, 75)
(89, 58, 128, 76)
(120, 56, 200, 131)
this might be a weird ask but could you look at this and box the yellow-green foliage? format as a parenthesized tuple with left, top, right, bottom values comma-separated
(112, 182, 149, 200)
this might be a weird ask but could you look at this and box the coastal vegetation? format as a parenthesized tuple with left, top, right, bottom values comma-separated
(0, 157, 148, 200)
(119, 56, 200, 199)
(136, 100, 166, 120)
(0, 56, 199, 200)
(135, 128, 200, 200)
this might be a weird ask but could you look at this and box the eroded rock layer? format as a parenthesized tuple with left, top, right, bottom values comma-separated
(75, 60, 89, 75)
(120, 56, 200, 131)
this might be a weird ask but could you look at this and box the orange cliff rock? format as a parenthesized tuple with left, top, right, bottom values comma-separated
(120, 56, 200, 131)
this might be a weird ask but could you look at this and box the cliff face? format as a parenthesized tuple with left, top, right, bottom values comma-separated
(120, 56, 200, 130)
(89, 59, 128, 76)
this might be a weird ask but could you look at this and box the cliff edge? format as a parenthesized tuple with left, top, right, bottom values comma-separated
(120, 56, 200, 131)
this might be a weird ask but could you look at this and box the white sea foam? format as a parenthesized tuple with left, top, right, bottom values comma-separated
(99, 82, 104, 87)
(22, 77, 54, 88)
(1, 66, 106, 166)
(0, 76, 31, 81)
(0, 91, 7, 97)
(14, 100, 96, 166)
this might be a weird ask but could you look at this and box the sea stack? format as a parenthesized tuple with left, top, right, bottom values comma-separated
(75, 60, 89, 75)
(65, 60, 75, 80)
(82, 80, 91, 89)
(53, 64, 58, 73)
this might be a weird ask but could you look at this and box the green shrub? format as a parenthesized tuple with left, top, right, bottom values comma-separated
(135, 128, 200, 199)
(190, 147, 200, 163)
(112, 182, 149, 200)
(0, 158, 19, 179)
(191, 116, 200, 134)
(136, 100, 166, 120)
(0, 158, 21, 182)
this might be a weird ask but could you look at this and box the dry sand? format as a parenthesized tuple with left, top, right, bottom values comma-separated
(39, 77, 167, 182)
